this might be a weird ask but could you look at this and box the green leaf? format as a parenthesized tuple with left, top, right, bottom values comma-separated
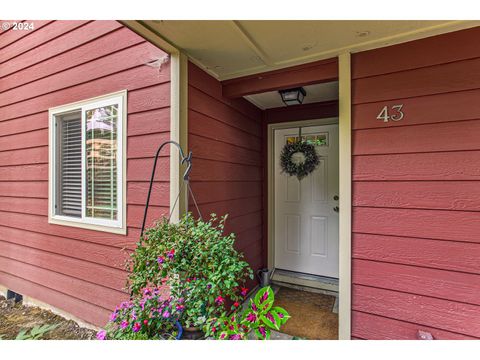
(254, 326, 270, 340)
(254, 286, 274, 313)
(260, 311, 281, 331)
(272, 306, 290, 325)
(15, 330, 28, 340)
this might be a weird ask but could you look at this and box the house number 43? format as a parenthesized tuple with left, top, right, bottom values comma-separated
(376, 104, 404, 123)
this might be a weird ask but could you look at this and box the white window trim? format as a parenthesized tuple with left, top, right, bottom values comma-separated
(48, 90, 127, 235)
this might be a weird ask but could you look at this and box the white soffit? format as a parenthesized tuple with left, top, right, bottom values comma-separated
(138, 20, 480, 80)
(244, 82, 339, 110)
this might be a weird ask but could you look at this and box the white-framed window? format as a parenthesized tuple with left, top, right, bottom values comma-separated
(48, 90, 127, 234)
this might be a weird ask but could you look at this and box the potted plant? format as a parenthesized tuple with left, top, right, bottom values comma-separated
(127, 213, 254, 339)
(204, 286, 290, 340)
(97, 287, 183, 340)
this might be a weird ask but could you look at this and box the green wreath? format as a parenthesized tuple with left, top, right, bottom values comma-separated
(280, 141, 320, 180)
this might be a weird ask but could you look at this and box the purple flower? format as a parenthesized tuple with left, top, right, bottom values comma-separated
(120, 320, 129, 329)
(96, 330, 107, 340)
(162, 310, 170, 318)
(132, 322, 141, 332)
(229, 334, 242, 340)
(109, 312, 117, 322)
(157, 257, 165, 264)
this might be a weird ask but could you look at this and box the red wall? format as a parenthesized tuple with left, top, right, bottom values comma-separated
(187, 63, 264, 276)
(0, 21, 170, 326)
(351, 27, 480, 339)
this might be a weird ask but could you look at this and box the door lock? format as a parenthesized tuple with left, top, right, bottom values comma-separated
(333, 206, 339, 212)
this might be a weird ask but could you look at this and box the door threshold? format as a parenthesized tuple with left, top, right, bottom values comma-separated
(272, 269, 339, 293)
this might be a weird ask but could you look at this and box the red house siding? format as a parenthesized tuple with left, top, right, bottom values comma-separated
(187, 63, 264, 276)
(351, 27, 480, 339)
(0, 20, 170, 326)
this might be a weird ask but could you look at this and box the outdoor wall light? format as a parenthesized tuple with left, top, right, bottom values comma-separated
(279, 87, 307, 106)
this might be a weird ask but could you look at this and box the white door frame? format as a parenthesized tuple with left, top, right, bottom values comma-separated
(268, 118, 340, 273)
(267, 53, 352, 341)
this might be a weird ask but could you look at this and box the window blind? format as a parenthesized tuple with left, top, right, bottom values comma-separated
(57, 112, 82, 217)
(85, 105, 118, 220)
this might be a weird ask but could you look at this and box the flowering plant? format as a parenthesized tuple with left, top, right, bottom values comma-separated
(97, 287, 183, 340)
(128, 213, 253, 329)
(204, 286, 290, 340)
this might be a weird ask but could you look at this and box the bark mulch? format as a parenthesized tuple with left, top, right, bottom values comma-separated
(0, 295, 96, 340)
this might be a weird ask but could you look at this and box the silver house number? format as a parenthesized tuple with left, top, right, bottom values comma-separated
(377, 104, 404, 123)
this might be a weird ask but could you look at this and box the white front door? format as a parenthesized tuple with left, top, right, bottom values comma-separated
(274, 123, 339, 278)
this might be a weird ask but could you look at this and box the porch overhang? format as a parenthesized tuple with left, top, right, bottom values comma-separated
(122, 20, 480, 82)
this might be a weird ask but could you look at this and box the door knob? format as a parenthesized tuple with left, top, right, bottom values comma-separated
(334, 195, 339, 201)
(333, 206, 339, 212)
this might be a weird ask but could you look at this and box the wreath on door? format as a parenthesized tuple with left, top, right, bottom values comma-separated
(280, 140, 320, 180)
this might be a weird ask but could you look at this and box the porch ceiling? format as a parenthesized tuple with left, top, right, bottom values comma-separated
(129, 20, 479, 80)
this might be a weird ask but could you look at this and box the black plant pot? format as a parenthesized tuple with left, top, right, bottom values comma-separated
(182, 327, 204, 340)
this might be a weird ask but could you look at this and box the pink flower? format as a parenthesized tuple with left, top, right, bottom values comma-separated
(96, 330, 107, 340)
(132, 322, 141, 332)
(240, 287, 248, 297)
(143, 319, 149, 325)
(229, 334, 242, 340)
(215, 296, 224, 305)
(233, 302, 240, 308)
(162, 310, 170, 318)
(120, 320, 129, 329)
(157, 257, 165, 265)
(167, 249, 175, 259)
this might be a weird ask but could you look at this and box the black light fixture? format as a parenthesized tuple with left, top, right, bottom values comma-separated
(279, 87, 306, 106)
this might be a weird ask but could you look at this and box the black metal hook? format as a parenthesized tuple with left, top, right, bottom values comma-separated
(140, 140, 192, 238)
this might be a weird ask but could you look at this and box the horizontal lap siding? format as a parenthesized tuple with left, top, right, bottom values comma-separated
(188, 62, 264, 277)
(0, 21, 170, 326)
(351, 26, 480, 339)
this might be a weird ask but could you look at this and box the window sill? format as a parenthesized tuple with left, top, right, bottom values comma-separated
(48, 216, 127, 235)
